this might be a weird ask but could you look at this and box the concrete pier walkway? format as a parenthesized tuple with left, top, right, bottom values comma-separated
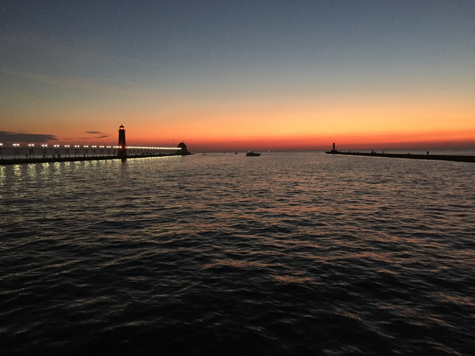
(325, 151, 475, 163)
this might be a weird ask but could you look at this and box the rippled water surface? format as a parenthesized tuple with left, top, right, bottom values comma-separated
(1, 152, 474, 355)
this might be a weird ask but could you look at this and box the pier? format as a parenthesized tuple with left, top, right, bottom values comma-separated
(0, 125, 191, 166)
(326, 144, 475, 163)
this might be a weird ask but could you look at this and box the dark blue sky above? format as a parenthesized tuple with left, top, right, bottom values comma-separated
(1, 0, 474, 148)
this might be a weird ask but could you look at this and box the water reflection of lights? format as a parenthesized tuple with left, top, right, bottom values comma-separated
(27, 163, 37, 178)
(13, 164, 21, 177)
(0, 165, 6, 185)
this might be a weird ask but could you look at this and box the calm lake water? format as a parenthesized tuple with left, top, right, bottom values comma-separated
(1, 151, 474, 355)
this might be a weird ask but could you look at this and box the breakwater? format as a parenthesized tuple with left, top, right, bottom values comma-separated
(326, 151, 475, 163)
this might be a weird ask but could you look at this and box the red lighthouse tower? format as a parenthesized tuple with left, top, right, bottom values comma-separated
(118, 124, 126, 158)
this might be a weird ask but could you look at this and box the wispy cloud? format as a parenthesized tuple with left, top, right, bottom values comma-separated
(82, 131, 111, 140)
(0, 131, 57, 144)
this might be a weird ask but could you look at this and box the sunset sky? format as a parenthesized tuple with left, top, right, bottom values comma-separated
(1, 0, 474, 151)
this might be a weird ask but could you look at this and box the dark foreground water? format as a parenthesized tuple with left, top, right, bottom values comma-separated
(1, 151, 474, 355)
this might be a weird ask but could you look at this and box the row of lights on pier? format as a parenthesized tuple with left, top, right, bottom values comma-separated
(0, 143, 179, 150)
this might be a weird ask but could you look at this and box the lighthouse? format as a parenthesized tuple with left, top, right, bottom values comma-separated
(118, 124, 126, 158)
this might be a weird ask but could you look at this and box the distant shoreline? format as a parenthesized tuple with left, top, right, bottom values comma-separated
(325, 151, 475, 163)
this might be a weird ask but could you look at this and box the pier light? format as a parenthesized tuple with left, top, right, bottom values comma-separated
(100, 146, 104, 148)
(54, 144, 59, 148)
(41, 144, 48, 147)
(75, 145, 79, 148)
(13, 143, 19, 147)
(0, 143, 2, 146)
(84, 145, 89, 148)
(65, 145, 70, 148)
(29, 144, 34, 147)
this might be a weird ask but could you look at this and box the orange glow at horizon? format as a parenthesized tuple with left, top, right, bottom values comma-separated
(3, 88, 474, 150)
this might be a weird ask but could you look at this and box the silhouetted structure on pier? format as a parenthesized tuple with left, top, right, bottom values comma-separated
(177, 141, 192, 155)
(330, 143, 338, 154)
(118, 125, 127, 158)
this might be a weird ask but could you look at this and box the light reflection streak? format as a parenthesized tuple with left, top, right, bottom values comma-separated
(41, 162, 49, 176)
(0, 166, 5, 188)
(53, 162, 61, 175)
(13, 164, 21, 178)
(27, 164, 36, 179)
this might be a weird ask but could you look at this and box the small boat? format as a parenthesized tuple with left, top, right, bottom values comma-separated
(246, 151, 261, 157)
